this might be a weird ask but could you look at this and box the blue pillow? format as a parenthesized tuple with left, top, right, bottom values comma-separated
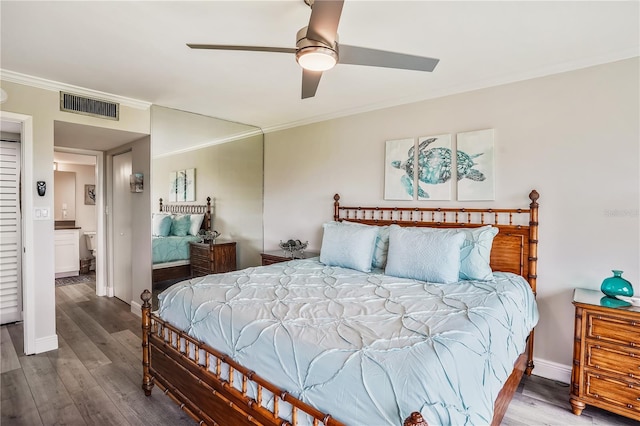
(152, 213, 172, 237)
(385, 225, 465, 284)
(320, 222, 378, 272)
(170, 214, 191, 237)
(412, 225, 499, 281)
(339, 222, 390, 269)
(458, 226, 499, 281)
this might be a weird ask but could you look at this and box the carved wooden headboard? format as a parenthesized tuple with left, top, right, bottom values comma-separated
(158, 196, 212, 232)
(333, 190, 539, 295)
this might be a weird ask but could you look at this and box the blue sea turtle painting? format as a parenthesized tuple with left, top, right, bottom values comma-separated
(391, 137, 486, 199)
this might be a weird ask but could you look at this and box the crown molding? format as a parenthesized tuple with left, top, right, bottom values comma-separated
(0, 69, 152, 110)
(152, 128, 264, 159)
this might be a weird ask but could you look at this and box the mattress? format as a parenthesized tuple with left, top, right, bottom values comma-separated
(157, 258, 538, 425)
(152, 235, 200, 264)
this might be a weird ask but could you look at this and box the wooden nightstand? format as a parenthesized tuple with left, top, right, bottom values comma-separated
(260, 250, 320, 266)
(190, 241, 237, 277)
(570, 288, 640, 421)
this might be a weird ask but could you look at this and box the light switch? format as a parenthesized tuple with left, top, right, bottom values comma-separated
(34, 207, 51, 220)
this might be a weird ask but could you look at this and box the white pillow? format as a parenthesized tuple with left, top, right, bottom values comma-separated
(320, 222, 378, 272)
(189, 213, 205, 236)
(385, 225, 465, 284)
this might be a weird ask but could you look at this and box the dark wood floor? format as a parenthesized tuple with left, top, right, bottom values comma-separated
(1, 281, 636, 425)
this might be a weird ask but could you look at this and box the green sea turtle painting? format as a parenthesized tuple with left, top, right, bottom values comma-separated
(391, 137, 486, 199)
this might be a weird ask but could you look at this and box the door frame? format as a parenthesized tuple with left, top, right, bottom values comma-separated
(0, 111, 35, 354)
(53, 147, 107, 296)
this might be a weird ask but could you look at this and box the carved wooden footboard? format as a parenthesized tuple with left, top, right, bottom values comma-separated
(142, 190, 539, 426)
(141, 290, 344, 426)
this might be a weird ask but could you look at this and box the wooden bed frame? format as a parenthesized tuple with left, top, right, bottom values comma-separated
(141, 190, 539, 426)
(152, 197, 212, 283)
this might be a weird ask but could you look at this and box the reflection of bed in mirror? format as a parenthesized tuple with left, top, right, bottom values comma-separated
(152, 197, 212, 283)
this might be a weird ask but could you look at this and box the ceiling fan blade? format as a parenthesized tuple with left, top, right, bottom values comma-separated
(301, 69, 323, 99)
(339, 45, 439, 72)
(306, 0, 344, 46)
(187, 44, 296, 54)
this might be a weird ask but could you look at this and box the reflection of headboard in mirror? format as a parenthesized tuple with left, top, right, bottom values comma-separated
(158, 197, 212, 232)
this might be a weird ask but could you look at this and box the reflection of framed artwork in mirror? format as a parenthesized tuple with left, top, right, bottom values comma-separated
(130, 173, 144, 193)
(84, 184, 96, 205)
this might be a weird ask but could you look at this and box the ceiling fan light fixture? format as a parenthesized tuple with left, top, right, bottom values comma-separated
(296, 46, 338, 71)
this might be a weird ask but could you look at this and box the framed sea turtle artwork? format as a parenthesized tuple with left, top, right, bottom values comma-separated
(456, 129, 495, 201)
(415, 134, 453, 200)
(384, 138, 415, 200)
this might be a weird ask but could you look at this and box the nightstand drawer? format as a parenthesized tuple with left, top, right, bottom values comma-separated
(191, 265, 211, 277)
(190, 256, 209, 269)
(587, 313, 640, 347)
(586, 342, 640, 378)
(190, 244, 209, 259)
(585, 372, 640, 414)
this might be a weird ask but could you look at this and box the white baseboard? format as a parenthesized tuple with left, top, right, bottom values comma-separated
(34, 334, 59, 354)
(531, 357, 572, 384)
(130, 300, 142, 318)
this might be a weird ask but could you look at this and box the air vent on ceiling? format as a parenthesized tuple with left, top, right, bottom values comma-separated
(60, 92, 119, 120)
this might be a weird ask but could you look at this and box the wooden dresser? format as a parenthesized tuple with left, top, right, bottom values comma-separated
(260, 250, 320, 266)
(570, 288, 640, 421)
(189, 241, 237, 278)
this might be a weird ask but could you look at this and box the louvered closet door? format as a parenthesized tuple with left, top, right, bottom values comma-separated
(0, 140, 22, 324)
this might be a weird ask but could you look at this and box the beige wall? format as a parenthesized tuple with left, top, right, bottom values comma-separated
(0, 79, 150, 352)
(151, 106, 264, 269)
(264, 58, 640, 380)
(55, 163, 96, 259)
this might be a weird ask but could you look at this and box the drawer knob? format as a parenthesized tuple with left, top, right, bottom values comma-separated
(627, 404, 633, 409)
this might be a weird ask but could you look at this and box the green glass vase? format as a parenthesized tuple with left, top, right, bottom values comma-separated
(600, 270, 634, 298)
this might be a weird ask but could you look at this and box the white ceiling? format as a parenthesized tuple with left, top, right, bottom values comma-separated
(54, 121, 148, 151)
(1, 1, 638, 132)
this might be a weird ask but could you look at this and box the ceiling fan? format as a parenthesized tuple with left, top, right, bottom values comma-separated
(187, 0, 439, 99)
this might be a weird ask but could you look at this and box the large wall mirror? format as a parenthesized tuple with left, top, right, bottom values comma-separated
(150, 106, 263, 276)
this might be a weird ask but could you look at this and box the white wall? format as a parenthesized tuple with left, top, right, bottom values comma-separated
(264, 58, 640, 381)
(0, 79, 150, 353)
(55, 163, 96, 259)
(107, 136, 152, 311)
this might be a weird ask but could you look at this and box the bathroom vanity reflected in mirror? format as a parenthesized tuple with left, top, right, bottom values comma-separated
(54, 170, 76, 221)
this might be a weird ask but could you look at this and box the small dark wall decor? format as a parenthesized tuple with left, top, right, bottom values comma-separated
(84, 184, 96, 205)
(37, 181, 46, 196)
